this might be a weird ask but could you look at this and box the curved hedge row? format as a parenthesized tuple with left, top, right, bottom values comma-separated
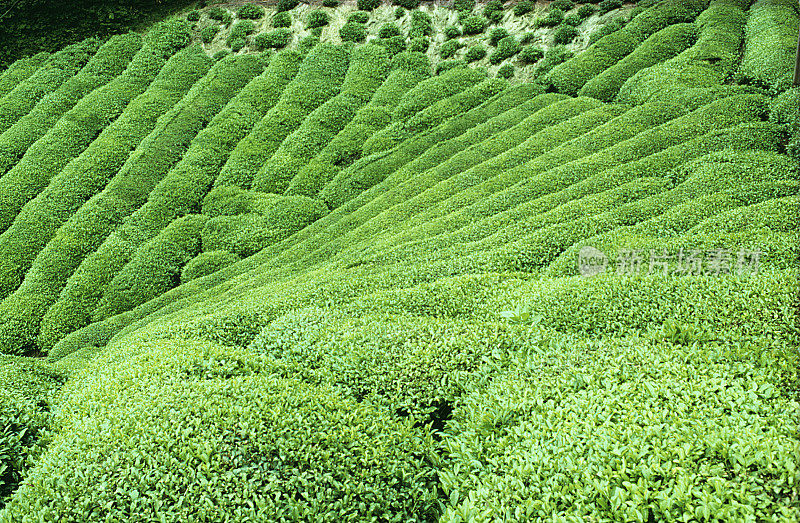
(375, 101, 686, 250)
(319, 83, 541, 210)
(348, 78, 507, 166)
(181, 250, 241, 284)
(578, 23, 697, 102)
(0, 52, 49, 101)
(213, 44, 351, 190)
(252, 44, 392, 194)
(0, 39, 99, 136)
(94, 214, 209, 318)
(421, 94, 770, 257)
(0, 21, 193, 236)
(28, 54, 266, 354)
(284, 51, 431, 198)
(617, 0, 749, 105)
(736, 0, 800, 93)
(361, 67, 487, 156)
(0, 34, 142, 178)
(541, 0, 701, 95)
(418, 121, 786, 263)
(0, 46, 211, 303)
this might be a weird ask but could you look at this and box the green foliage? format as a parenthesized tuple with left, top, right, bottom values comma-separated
(221, 12, 234, 27)
(535, 7, 564, 27)
(306, 9, 330, 29)
(348, 11, 370, 23)
(577, 4, 597, 19)
(287, 51, 430, 198)
(237, 4, 264, 19)
(519, 31, 537, 44)
(202, 196, 328, 256)
(543, 1, 700, 95)
(323, 0, 340, 6)
(489, 35, 519, 65)
(454, 0, 476, 14)
(0, 34, 141, 180)
(407, 37, 429, 52)
(395, 6, 406, 18)
(464, 45, 487, 62)
(181, 250, 241, 283)
(200, 25, 220, 43)
(550, 0, 575, 10)
(272, 11, 292, 28)
(563, 13, 581, 26)
(518, 44, 544, 63)
(208, 7, 226, 20)
(374, 35, 407, 56)
(254, 29, 292, 50)
(439, 39, 463, 59)
(409, 10, 433, 38)
(395, 0, 421, 8)
(339, 21, 367, 42)
(437, 60, 464, 74)
(736, 0, 800, 93)
(444, 25, 462, 39)
(276, 0, 300, 12)
(95, 215, 209, 318)
(483, 0, 505, 24)
(598, 0, 623, 14)
(513, 0, 534, 16)
(0, 53, 49, 100)
(461, 14, 488, 34)
(588, 16, 626, 45)
(379, 22, 402, 38)
(580, 23, 697, 101)
(186, 10, 201, 22)
(489, 27, 510, 45)
(214, 45, 344, 191)
(33, 52, 273, 353)
(256, 44, 391, 194)
(0, 39, 99, 137)
(358, 0, 381, 11)
(618, 0, 750, 106)
(553, 23, 579, 44)
(496, 63, 515, 78)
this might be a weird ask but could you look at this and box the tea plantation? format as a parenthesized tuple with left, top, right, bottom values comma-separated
(0, 0, 798, 520)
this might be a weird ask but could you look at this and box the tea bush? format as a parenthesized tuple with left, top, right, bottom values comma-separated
(439, 39, 462, 59)
(181, 250, 241, 283)
(237, 4, 264, 20)
(379, 22, 402, 38)
(306, 9, 330, 29)
(0, 52, 49, 100)
(553, 23, 579, 44)
(254, 29, 292, 49)
(496, 63, 514, 78)
(464, 45, 486, 62)
(736, 0, 800, 92)
(489, 27, 510, 45)
(200, 25, 220, 43)
(272, 11, 292, 27)
(484, 0, 504, 24)
(461, 14, 487, 34)
(513, 0, 534, 16)
(358, 0, 381, 10)
(518, 44, 544, 63)
(444, 25, 461, 39)
(339, 21, 367, 42)
(489, 35, 519, 64)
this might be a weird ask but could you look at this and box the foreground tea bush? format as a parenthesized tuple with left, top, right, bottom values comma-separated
(2, 342, 441, 521)
(0, 52, 49, 99)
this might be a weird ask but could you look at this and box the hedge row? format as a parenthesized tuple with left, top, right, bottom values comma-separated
(0, 34, 142, 179)
(201, 195, 327, 257)
(180, 250, 241, 284)
(252, 44, 392, 194)
(355, 77, 506, 165)
(361, 66, 487, 156)
(578, 23, 697, 102)
(544, 148, 797, 276)
(376, 100, 684, 250)
(213, 44, 351, 190)
(319, 82, 539, 210)
(0, 22, 193, 239)
(415, 94, 769, 261)
(27, 54, 266, 354)
(285, 51, 431, 199)
(736, 0, 800, 93)
(95, 214, 209, 318)
(0, 46, 211, 305)
(541, 0, 701, 95)
(0, 38, 99, 137)
(617, 0, 749, 105)
(356, 98, 613, 244)
(0, 52, 49, 100)
(417, 121, 785, 264)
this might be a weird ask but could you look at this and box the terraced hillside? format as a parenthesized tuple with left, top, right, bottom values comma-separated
(1, 0, 799, 520)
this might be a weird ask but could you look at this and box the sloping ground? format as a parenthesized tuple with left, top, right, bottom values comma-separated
(0, 0, 799, 520)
